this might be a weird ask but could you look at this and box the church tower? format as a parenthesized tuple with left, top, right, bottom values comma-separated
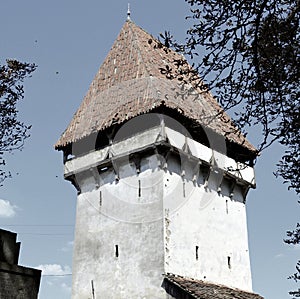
(55, 20, 263, 299)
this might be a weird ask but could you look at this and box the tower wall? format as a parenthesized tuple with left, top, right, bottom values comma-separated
(66, 125, 255, 298)
(163, 155, 252, 291)
(71, 155, 167, 299)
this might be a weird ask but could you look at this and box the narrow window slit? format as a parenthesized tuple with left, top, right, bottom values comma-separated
(99, 191, 102, 207)
(91, 280, 95, 299)
(226, 199, 228, 214)
(183, 181, 186, 198)
(115, 245, 119, 258)
(196, 246, 199, 260)
(138, 180, 141, 197)
(227, 256, 231, 269)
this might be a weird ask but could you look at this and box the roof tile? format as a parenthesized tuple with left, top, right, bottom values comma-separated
(163, 274, 264, 299)
(55, 21, 256, 154)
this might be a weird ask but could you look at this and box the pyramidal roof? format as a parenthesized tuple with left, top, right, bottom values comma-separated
(55, 20, 256, 155)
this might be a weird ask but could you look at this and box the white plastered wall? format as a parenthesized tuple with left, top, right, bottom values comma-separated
(67, 125, 254, 298)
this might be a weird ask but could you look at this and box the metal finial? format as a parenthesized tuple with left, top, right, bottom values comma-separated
(127, 3, 131, 20)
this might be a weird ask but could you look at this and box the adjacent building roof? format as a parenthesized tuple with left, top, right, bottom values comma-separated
(55, 20, 256, 154)
(162, 274, 264, 299)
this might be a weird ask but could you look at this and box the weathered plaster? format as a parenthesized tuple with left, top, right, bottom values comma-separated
(65, 126, 255, 187)
(72, 155, 166, 299)
(67, 125, 254, 298)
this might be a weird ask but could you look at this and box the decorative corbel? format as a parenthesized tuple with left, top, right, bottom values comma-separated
(180, 156, 188, 179)
(131, 154, 141, 174)
(229, 180, 237, 199)
(63, 151, 68, 164)
(156, 116, 168, 143)
(106, 126, 118, 146)
(66, 174, 81, 194)
(217, 176, 224, 195)
(192, 160, 201, 184)
(108, 147, 116, 159)
(111, 158, 120, 182)
(210, 152, 217, 172)
(203, 166, 212, 189)
(242, 185, 251, 203)
(90, 167, 100, 189)
(182, 135, 192, 157)
(155, 148, 169, 170)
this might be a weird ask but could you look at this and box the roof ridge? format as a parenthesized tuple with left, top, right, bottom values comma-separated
(127, 21, 152, 78)
(126, 19, 156, 41)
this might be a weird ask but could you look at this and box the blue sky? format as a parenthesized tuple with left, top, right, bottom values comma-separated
(0, 1, 299, 298)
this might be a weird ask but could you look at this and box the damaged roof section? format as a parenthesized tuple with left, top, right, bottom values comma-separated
(55, 20, 256, 156)
(162, 274, 264, 299)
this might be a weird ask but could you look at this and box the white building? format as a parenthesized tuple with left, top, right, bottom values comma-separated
(55, 19, 263, 299)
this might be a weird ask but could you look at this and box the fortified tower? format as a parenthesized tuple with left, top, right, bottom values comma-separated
(56, 19, 263, 299)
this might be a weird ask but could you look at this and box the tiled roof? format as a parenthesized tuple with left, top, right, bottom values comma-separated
(163, 274, 264, 299)
(55, 20, 256, 154)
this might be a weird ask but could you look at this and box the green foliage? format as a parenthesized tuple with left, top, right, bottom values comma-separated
(0, 59, 36, 185)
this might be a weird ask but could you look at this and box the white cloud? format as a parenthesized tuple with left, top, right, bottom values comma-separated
(61, 241, 74, 252)
(61, 282, 72, 293)
(37, 264, 71, 276)
(0, 199, 17, 218)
